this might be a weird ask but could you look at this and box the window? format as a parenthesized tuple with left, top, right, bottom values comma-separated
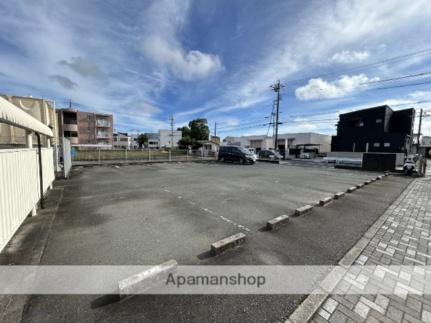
(373, 142, 380, 147)
(384, 143, 390, 147)
(350, 118, 364, 127)
(64, 131, 78, 137)
(376, 119, 382, 123)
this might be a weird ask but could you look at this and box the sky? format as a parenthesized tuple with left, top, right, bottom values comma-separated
(1, 0, 431, 138)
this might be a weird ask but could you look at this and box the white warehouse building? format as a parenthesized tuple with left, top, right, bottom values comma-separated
(159, 130, 182, 148)
(223, 132, 332, 157)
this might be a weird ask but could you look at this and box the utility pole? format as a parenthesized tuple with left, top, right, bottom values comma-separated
(417, 108, 423, 154)
(214, 122, 217, 138)
(169, 115, 174, 149)
(270, 80, 284, 151)
(69, 99, 72, 109)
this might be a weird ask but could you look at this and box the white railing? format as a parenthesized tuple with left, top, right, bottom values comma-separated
(0, 148, 54, 251)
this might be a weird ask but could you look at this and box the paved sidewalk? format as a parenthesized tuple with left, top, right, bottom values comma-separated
(311, 176, 431, 323)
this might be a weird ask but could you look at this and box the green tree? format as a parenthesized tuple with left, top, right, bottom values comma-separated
(189, 118, 209, 141)
(177, 126, 191, 138)
(176, 119, 210, 149)
(178, 136, 194, 149)
(137, 133, 148, 148)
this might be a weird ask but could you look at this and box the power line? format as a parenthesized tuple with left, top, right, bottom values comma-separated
(285, 47, 431, 85)
(362, 71, 431, 85)
(371, 80, 431, 91)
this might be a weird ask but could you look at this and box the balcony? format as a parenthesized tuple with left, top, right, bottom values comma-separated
(96, 119, 111, 127)
(68, 137, 79, 144)
(97, 132, 110, 139)
(63, 124, 78, 132)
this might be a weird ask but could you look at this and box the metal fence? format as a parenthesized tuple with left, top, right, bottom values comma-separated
(0, 148, 55, 251)
(72, 149, 217, 163)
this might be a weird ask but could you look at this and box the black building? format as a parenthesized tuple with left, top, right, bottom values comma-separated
(331, 105, 415, 153)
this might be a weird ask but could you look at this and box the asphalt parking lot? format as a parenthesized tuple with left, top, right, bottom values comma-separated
(23, 161, 412, 322)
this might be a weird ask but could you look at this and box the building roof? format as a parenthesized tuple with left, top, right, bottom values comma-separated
(0, 96, 53, 137)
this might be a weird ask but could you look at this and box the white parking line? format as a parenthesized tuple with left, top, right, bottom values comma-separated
(162, 188, 252, 232)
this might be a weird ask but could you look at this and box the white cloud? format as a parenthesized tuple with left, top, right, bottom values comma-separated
(225, 119, 239, 126)
(408, 91, 431, 101)
(141, 37, 222, 81)
(140, 0, 222, 81)
(331, 50, 370, 64)
(182, 0, 431, 117)
(132, 102, 162, 116)
(295, 74, 379, 100)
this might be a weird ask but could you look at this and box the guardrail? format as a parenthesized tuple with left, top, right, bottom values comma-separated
(0, 148, 54, 251)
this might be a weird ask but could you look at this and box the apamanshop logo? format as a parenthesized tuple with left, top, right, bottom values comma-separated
(166, 273, 266, 288)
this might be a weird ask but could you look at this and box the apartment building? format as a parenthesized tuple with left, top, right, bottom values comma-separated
(113, 132, 132, 149)
(0, 95, 58, 147)
(57, 108, 113, 147)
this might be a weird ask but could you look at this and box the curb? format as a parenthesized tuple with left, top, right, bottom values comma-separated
(267, 215, 290, 230)
(295, 205, 313, 216)
(211, 233, 246, 255)
(319, 196, 333, 207)
(286, 174, 412, 323)
(333, 192, 345, 199)
(118, 259, 178, 297)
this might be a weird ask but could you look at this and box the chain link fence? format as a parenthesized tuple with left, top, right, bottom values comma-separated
(72, 148, 217, 163)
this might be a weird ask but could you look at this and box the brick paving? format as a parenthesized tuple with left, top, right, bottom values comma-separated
(311, 176, 431, 323)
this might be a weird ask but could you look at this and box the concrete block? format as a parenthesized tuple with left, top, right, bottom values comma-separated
(266, 214, 290, 230)
(376, 176, 383, 180)
(356, 183, 364, 188)
(319, 196, 333, 206)
(364, 180, 372, 185)
(334, 192, 345, 199)
(347, 186, 357, 193)
(295, 205, 313, 216)
(211, 233, 246, 255)
(118, 259, 177, 297)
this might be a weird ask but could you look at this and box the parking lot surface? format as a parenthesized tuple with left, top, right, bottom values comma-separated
(23, 162, 412, 322)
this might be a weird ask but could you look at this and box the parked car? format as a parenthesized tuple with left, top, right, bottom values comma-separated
(258, 150, 283, 161)
(218, 146, 256, 164)
(300, 152, 311, 159)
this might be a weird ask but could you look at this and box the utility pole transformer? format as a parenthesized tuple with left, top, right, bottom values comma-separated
(271, 80, 284, 151)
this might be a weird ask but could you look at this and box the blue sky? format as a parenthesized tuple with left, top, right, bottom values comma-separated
(1, 0, 431, 137)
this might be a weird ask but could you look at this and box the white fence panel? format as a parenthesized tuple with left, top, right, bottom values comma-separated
(62, 138, 72, 178)
(0, 148, 54, 252)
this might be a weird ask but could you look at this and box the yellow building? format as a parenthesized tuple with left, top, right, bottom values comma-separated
(0, 95, 58, 147)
